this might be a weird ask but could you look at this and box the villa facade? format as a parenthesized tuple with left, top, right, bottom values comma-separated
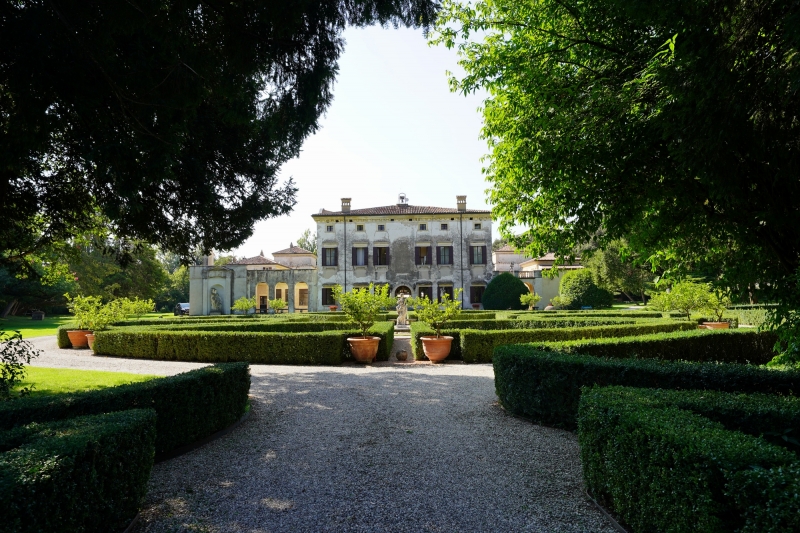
(189, 194, 494, 314)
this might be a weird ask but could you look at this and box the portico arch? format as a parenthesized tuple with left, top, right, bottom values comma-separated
(395, 285, 411, 297)
(255, 283, 269, 312)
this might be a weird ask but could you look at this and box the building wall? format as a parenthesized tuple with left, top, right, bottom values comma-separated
(313, 212, 493, 309)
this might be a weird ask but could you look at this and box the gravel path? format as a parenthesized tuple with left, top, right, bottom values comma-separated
(27, 336, 616, 532)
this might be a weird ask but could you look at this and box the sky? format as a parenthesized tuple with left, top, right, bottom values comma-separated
(232, 25, 491, 259)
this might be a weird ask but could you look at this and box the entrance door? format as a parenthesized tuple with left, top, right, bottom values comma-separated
(259, 296, 267, 313)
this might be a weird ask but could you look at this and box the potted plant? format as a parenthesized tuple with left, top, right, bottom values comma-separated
(701, 290, 732, 329)
(471, 303, 481, 310)
(269, 298, 286, 314)
(660, 280, 711, 321)
(329, 305, 338, 312)
(410, 289, 463, 363)
(334, 283, 389, 363)
(86, 299, 125, 351)
(232, 296, 257, 315)
(520, 292, 541, 311)
(66, 295, 101, 349)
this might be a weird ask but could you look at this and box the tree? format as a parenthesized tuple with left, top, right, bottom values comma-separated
(432, 0, 800, 311)
(559, 270, 613, 310)
(657, 281, 712, 320)
(1, 0, 438, 264)
(297, 229, 319, 255)
(232, 296, 256, 315)
(584, 241, 653, 303)
(482, 273, 529, 310)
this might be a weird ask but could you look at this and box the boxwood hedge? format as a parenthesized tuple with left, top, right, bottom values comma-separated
(536, 329, 778, 365)
(577, 387, 797, 533)
(93, 322, 394, 364)
(0, 409, 156, 533)
(0, 363, 250, 455)
(493, 347, 800, 429)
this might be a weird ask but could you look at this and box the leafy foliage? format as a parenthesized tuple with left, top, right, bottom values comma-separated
(584, 240, 653, 302)
(296, 229, 318, 255)
(0, 331, 40, 400)
(482, 272, 529, 310)
(431, 0, 800, 321)
(519, 292, 541, 310)
(1, 0, 438, 262)
(409, 289, 463, 337)
(232, 296, 256, 315)
(334, 283, 391, 338)
(559, 270, 613, 309)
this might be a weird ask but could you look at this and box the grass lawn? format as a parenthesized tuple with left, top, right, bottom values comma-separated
(17, 367, 159, 397)
(0, 315, 74, 339)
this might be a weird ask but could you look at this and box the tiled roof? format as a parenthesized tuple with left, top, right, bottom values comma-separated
(495, 244, 516, 252)
(273, 245, 315, 255)
(313, 205, 491, 216)
(231, 255, 279, 265)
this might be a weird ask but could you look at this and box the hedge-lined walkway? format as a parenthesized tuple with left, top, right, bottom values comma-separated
(28, 336, 616, 532)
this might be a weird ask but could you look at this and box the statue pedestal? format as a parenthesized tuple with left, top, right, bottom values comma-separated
(394, 324, 410, 333)
(209, 311, 222, 315)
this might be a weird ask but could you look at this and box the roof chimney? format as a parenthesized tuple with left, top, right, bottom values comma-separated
(397, 193, 409, 207)
(456, 195, 467, 212)
(341, 198, 351, 213)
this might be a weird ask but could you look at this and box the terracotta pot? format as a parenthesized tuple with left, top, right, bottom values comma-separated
(472, 304, 481, 310)
(67, 330, 91, 349)
(702, 321, 730, 330)
(421, 336, 454, 363)
(329, 306, 338, 312)
(348, 336, 380, 363)
(86, 333, 96, 351)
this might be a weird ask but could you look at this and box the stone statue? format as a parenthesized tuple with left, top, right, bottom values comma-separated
(396, 295, 409, 326)
(210, 287, 223, 313)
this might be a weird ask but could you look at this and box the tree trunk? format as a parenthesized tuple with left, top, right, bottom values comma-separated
(1, 299, 18, 318)
(621, 291, 634, 302)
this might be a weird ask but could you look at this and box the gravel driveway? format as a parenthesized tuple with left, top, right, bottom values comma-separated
(28, 336, 616, 533)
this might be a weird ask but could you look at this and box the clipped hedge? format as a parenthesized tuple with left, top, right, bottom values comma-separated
(56, 324, 75, 348)
(506, 310, 665, 319)
(0, 409, 156, 533)
(155, 321, 360, 333)
(728, 463, 800, 533)
(537, 329, 778, 365)
(578, 387, 797, 533)
(458, 321, 695, 363)
(492, 347, 800, 429)
(0, 363, 250, 455)
(94, 322, 395, 364)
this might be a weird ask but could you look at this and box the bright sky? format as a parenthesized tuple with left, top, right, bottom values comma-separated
(232, 25, 491, 259)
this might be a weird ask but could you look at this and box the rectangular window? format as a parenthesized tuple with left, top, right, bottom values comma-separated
(377, 224, 385, 231)
(418, 286, 433, 301)
(322, 247, 338, 266)
(440, 223, 448, 230)
(474, 223, 482, 230)
(437, 246, 453, 265)
(470, 285, 485, 304)
(356, 224, 364, 231)
(419, 223, 427, 231)
(321, 288, 335, 306)
(352, 247, 367, 266)
(437, 285, 454, 302)
(470, 245, 486, 265)
(415, 246, 432, 266)
(299, 289, 308, 306)
(374, 247, 389, 266)
(326, 225, 334, 232)
(275, 288, 284, 301)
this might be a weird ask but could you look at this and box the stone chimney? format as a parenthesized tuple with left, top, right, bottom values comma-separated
(456, 195, 467, 212)
(397, 193, 409, 207)
(341, 198, 351, 213)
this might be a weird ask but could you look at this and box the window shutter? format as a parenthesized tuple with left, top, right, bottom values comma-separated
(448, 246, 454, 265)
(425, 247, 431, 265)
(414, 247, 420, 265)
(468, 246, 473, 265)
(481, 246, 487, 265)
(386, 247, 391, 265)
(334, 248, 339, 266)
(436, 246, 441, 265)
(373, 247, 378, 265)
(352, 247, 357, 266)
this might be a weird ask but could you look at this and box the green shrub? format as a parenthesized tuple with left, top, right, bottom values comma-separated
(493, 347, 800, 429)
(94, 322, 395, 364)
(460, 321, 695, 363)
(481, 273, 529, 310)
(0, 409, 156, 533)
(577, 388, 796, 533)
(559, 269, 613, 309)
(537, 329, 778, 365)
(0, 363, 250, 455)
(410, 323, 461, 361)
(738, 307, 771, 328)
(56, 323, 76, 348)
(727, 463, 800, 533)
(155, 321, 355, 333)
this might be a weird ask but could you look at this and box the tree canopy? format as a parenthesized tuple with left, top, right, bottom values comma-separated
(432, 0, 800, 301)
(1, 0, 438, 264)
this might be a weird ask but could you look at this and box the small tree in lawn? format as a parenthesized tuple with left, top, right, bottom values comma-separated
(333, 283, 388, 338)
(232, 296, 256, 315)
(668, 281, 712, 320)
(702, 289, 732, 322)
(520, 292, 541, 310)
(410, 289, 463, 338)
